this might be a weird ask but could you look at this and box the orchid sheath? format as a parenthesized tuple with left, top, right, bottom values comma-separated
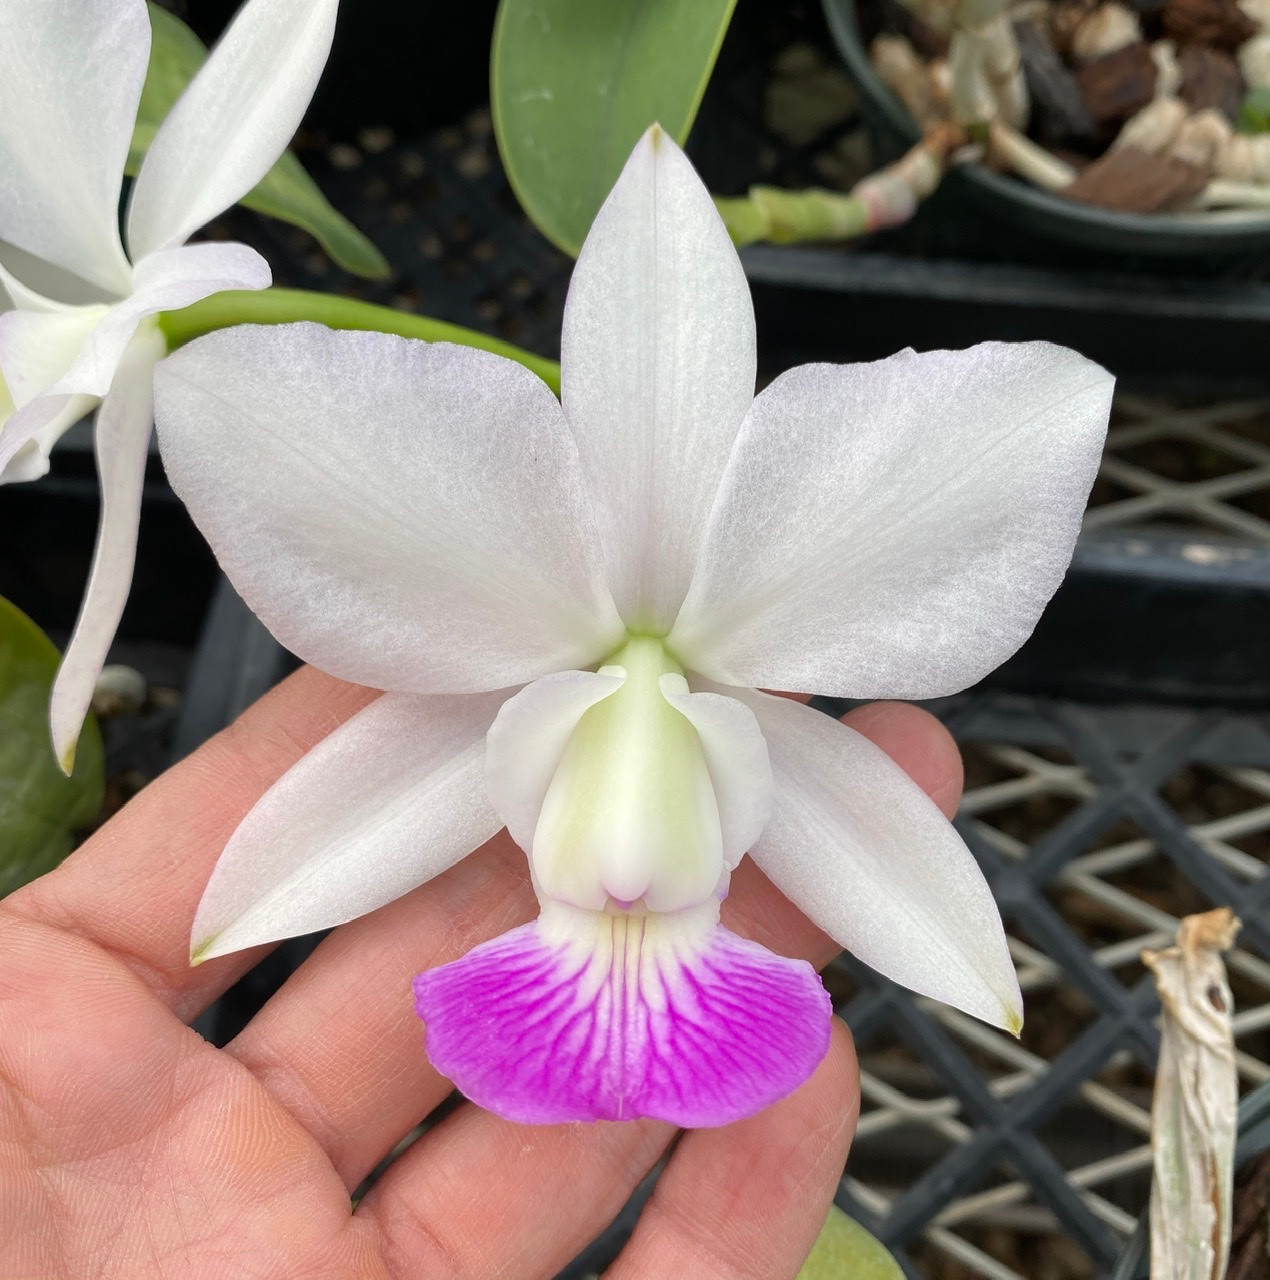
(154, 128, 1114, 1127)
(0, 0, 338, 769)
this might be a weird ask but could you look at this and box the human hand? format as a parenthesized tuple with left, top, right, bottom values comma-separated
(0, 667, 962, 1280)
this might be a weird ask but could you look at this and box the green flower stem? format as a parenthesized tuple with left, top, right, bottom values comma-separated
(158, 288, 562, 395)
(715, 128, 961, 248)
(715, 187, 874, 248)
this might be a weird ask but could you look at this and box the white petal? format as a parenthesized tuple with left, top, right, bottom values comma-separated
(56, 243, 270, 400)
(485, 669, 625, 853)
(724, 685, 1023, 1032)
(0, 248, 104, 310)
(48, 328, 164, 772)
(0, 306, 108, 409)
(154, 325, 624, 694)
(3, 244, 266, 406)
(0, 0, 146, 292)
(127, 0, 338, 258)
(192, 689, 507, 961)
(0, 306, 106, 477)
(671, 344, 1114, 699)
(0, 396, 95, 486)
(663, 676, 772, 869)
(0, 242, 268, 475)
(559, 127, 756, 632)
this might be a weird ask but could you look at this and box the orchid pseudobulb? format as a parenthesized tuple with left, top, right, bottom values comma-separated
(0, 0, 338, 770)
(153, 127, 1114, 1127)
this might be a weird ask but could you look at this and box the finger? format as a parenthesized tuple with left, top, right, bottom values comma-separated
(843, 699, 964, 819)
(0, 911, 382, 1280)
(358, 1109, 673, 1280)
(224, 829, 537, 1188)
(2, 665, 377, 1019)
(607, 1019, 860, 1280)
(227, 701, 956, 1213)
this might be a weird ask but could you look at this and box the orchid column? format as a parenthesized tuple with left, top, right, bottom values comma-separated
(154, 127, 1114, 1127)
(0, 0, 339, 769)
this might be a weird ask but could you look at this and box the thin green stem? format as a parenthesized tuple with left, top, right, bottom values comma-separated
(715, 188, 873, 248)
(157, 288, 561, 394)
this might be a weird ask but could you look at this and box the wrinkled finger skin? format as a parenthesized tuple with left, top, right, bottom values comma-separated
(0, 667, 961, 1280)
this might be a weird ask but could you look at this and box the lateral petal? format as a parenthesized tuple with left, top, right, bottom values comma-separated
(126, 0, 338, 258)
(0, 0, 146, 292)
(671, 344, 1113, 699)
(191, 689, 508, 962)
(729, 686, 1023, 1033)
(560, 127, 756, 632)
(155, 325, 623, 694)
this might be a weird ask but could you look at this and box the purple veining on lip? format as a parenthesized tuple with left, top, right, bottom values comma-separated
(413, 905, 832, 1127)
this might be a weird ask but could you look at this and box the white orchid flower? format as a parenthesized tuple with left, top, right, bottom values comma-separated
(0, 0, 339, 770)
(153, 127, 1113, 1128)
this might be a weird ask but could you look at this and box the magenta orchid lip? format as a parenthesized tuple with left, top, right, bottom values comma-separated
(153, 126, 1112, 1127)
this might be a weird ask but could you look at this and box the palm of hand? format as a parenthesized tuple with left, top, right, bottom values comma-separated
(0, 669, 960, 1280)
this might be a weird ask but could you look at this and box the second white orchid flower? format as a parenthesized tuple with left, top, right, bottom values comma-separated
(0, 0, 339, 769)
(154, 127, 1113, 1127)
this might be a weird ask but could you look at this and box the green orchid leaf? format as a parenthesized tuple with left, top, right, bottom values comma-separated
(128, 4, 389, 280)
(797, 1206, 904, 1280)
(0, 598, 104, 897)
(491, 0, 737, 256)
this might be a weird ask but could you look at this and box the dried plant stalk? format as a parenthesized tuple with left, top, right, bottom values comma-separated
(1141, 908, 1241, 1280)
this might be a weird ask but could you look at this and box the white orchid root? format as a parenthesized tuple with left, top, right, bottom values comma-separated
(898, 0, 1029, 131)
(876, 0, 1270, 213)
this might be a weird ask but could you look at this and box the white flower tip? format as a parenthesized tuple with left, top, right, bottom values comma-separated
(972, 957, 1025, 1036)
(190, 910, 246, 965)
(189, 933, 219, 967)
(56, 740, 76, 778)
(190, 921, 253, 965)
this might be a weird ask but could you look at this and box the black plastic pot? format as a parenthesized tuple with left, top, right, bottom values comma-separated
(822, 0, 1270, 259)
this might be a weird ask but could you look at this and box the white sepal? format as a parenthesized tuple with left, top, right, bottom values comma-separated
(560, 126, 756, 632)
(50, 325, 165, 772)
(0, 0, 146, 292)
(191, 688, 507, 962)
(128, 0, 340, 258)
(723, 684, 1024, 1033)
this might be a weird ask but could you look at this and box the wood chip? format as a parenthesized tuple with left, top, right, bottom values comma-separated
(1163, 0, 1258, 50)
(1074, 40, 1159, 123)
(1179, 43, 1247, 119)
(1016, 18, 1099, 143)
(1062, 143, 1210, 208)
